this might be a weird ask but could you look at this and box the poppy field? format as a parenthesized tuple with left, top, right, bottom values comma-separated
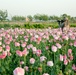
(0, 28, 76, 75)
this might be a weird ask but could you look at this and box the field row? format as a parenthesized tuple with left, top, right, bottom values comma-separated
(0, 28, 76, 75)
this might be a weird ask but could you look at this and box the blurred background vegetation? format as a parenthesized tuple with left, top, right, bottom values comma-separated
(0, 10, 76, 29)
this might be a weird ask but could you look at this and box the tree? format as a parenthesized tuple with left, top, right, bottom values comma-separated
(34, 14, 49, 21)
(49, 16, 54, 20)
(40, 14, 48, 21)
(60, 14, 71, 20)
(0, 10, 8, 21)
(70, 17, 76, 23)
(49, 15, 59, 20)
(27, 15, 33, 21)
(34, 14, 40, 21)
(12, 16, 25, 21)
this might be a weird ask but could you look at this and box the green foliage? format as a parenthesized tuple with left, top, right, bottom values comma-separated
(34, 14, 49, 21)
(12, 16, 25, 21)
(4, 24, 11, 28)
(27, 15, 33, 21)
(34, 14, 40, 20)
(0, 10, 8, 21)
(0, 24, 10, 28)
(0, 22, 76, 29)
(24, 23, 59, 29)
(70, 23, 76, 27)
(60, 14, 71, 20)
(0, 24, 4, 28)
(11, 24, 22, 29)
(33, 24, 45, 28)
(49, 15, 59, 20)
(24, 23, 34, 28)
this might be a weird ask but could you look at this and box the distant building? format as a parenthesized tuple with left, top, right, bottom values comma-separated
(26, 17, 29, 22)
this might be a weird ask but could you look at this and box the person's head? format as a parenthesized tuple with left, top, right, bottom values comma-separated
(63, 17, 68, 21)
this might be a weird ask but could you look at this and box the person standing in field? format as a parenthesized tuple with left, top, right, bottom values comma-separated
(63, 17, 70, 32)
(57, 17, 70, 32)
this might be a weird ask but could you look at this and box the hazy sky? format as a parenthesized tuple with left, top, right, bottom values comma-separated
(0, 0, 76, 17)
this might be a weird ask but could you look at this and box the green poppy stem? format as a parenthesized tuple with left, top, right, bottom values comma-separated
(34, 70, 36, 75)
(24, 55, 26, 66)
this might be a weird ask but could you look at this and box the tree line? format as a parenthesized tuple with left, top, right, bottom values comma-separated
(0, 10, 76, 22)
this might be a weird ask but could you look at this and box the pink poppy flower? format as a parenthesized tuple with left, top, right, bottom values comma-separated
(5, 40, 10, 45)
(0, 37, 2, 40)
(6, 34, 10, 38)
(27, 45, 31, 49)
(30, 58, 35, 64)
(21, 42, 26, 48)
(13, 67, 25, 75)
(25, 37, 28, 42)
(62, 35, 69, 40)
(24, 66, 29, 71)
(15, 35, 18, 39)
(9, 36, 13, 41)
(32, 47, 37, 54)
(43, 73, 49, 75)
(54, 35, 60, 40)
(51, 45, 57, 52)
(7, 52, 11, 56)
(0, 54, 6, 59)
(43, 35, 46, 39)
(15, 42, 20, 47)
(70, 35, 75, 40)
(3, 51, 7, 56)
(72, 64, 76, 71)
(69, 55, 73, 60)
(37, 37, 41, 42)
(6, 45, 10, 52)
(47, 61, 53, 67)
(0, 51, 7, 59)
(35, 34, 39, 38)
(29, 44, 33, 48)
(68, 49, 72, 57)
(20, 61, 24, 65)
(16, 50, 22, 57)
(2, 44, 5, 48)
(46, 46, 49, 50)
(64, 59, 68, 65)
(36, 49, 42, 56)
(69, 43, 73, 46)
(63, 54, 67, 60)
(40, 56, 47, 62)
(30, 36, 36, 42)
(60, 54, 63, 61)
(74, 40, 76, 47)
(38, 67, 42, 72)
(56, 43, 62, 49)
(22, 48, 29, 56)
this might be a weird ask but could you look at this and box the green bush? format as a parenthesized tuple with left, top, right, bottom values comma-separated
(33, 24, 45, 28)
(14, 24, 21, 28)
(24, 23, 31, 28)
(24, 23, 49, 29)
(49, 24, 58, 28)
(70, 24, 76, 27)
(0, 22, 76, 29)
(4, 24, 11, 28)
(0, 24, 11, 29)
(11, 24, 21, 29)
(0, 24, 4, 28)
